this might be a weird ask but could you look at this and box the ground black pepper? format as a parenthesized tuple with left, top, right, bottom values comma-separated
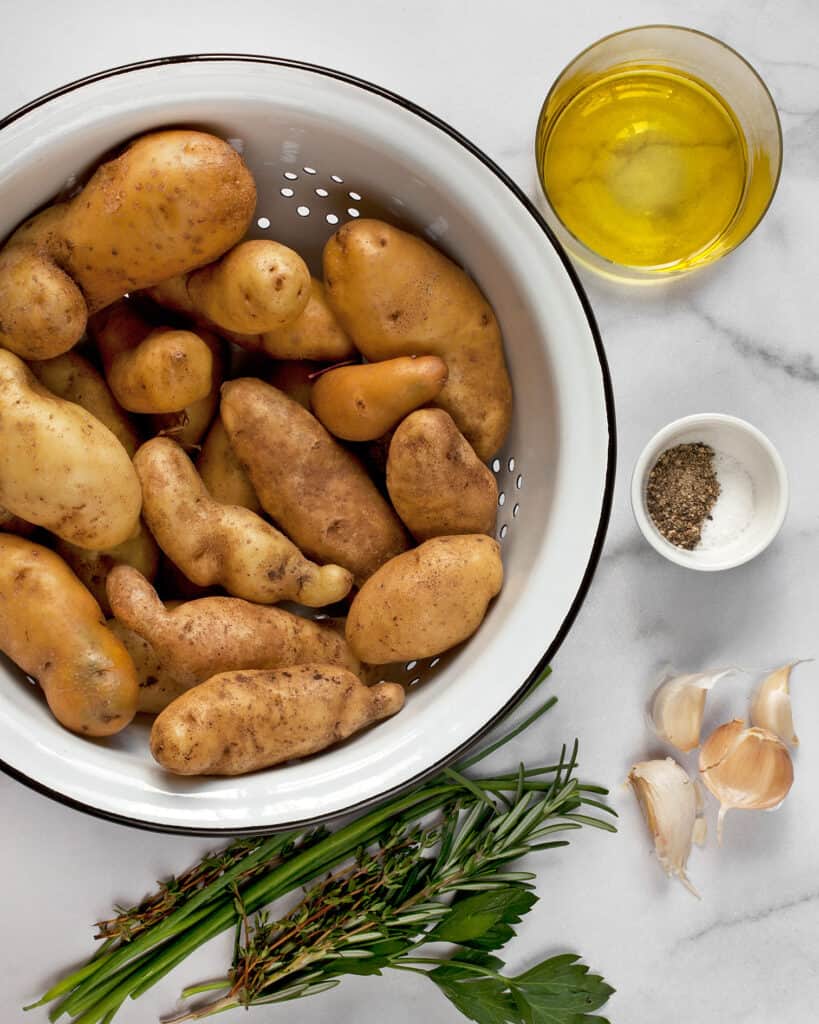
(646, 442, 721, 550)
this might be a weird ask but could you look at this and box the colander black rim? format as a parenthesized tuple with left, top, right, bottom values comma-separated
(0, 54, 617, 836)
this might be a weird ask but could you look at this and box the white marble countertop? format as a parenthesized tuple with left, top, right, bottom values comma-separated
(3, 0, 819, 1021)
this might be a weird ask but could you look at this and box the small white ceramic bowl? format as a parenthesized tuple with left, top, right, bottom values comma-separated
(631, 414, 788, 571)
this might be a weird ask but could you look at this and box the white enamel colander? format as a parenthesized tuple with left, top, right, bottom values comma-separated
(0, 55, 615, 834)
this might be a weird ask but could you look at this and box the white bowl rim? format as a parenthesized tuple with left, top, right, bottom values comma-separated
(0, 53, 617, 835)
(630, 412, 788, 571)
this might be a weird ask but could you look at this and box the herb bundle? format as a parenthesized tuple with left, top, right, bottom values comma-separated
(29, 673, 616, 1024)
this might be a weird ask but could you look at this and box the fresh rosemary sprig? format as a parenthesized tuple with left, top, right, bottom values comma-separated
(29, 668, 617, 1024)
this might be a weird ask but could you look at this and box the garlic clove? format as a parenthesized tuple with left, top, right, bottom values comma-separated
(750, 661, 809, 748)
(628, 757, 701, 897)
(699, 720, 794, 844)
(649, 669, 735, 753)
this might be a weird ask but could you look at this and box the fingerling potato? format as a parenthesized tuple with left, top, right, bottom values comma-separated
(90, 301, 214, 414)
(346, 535, 503, 663)
(221, 278, 358, 360)
(150, 665, 405, 775)
(107, 564, 360, 687)
(0, 535, 138, 735)
(61, 129, 257, 312)
(135, 437, 353, 607)
(311, 355, 448, 441)
(0, 350, 142, 549)
(387, 409, 498, 539)
(221, 378, 408, 583)
(0, 205, 86, 360)
(187, 240, 310, 333)
(150, 329, 228, 448)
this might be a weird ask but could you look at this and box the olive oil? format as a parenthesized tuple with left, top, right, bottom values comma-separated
(539, 65, 749, 271)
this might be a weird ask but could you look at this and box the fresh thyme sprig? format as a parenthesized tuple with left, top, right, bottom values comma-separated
(29, 668, 617, 1024)
(95, 836, 290, 944)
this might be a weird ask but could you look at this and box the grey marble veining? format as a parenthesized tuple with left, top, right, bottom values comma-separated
(2, 1, 819, 1022)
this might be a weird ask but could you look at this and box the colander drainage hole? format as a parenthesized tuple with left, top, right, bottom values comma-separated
(499, 524, 508, 540)
(331, 174, 344, 183)
(429, 657, 440, 668)
(256, 217, 270, 229)
(508, 457, 516, 471)
(280, 187, 294, 198)
(405, 661, 417, 671)
(303, 166, 317, 175)
(409, 677, 421, 687)
(347, 207, 360, 218)
(297, 206, 311, 217)
(516, 474, 524, 489)
(491, 458, 501, 473)
(315, 187, 329, 198)
(513, 503, 520, 518)
(326, 213, 339, 225)
(348, 190, 362, 201)
(283, 171, 298, 180)
(498, 492, 506, 507)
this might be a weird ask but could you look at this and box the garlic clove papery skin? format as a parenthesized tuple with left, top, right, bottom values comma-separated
(692, 780, 707, 847)
(649, 669, 735, 753)
(699, 720, 794, 844)
(750, 661, 808, 748)
(628, 758, 700, 898)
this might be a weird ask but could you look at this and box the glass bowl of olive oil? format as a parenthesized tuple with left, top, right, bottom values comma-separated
(535, 25, 782, 279)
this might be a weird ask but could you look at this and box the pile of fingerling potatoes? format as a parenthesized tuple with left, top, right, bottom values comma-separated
(0, 129, 513, 777)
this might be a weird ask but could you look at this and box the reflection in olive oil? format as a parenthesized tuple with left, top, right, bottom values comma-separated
(540, 66, 749, 270)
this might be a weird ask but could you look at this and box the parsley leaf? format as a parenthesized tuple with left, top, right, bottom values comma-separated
(510, 954, 615, 1024)
(429, 953, 518, 1024)
(428, 887, 538, 950)
(425, 951, 613, 1024)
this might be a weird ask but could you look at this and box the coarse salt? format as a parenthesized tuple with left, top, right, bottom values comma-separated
(698, 451, 755, 550)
